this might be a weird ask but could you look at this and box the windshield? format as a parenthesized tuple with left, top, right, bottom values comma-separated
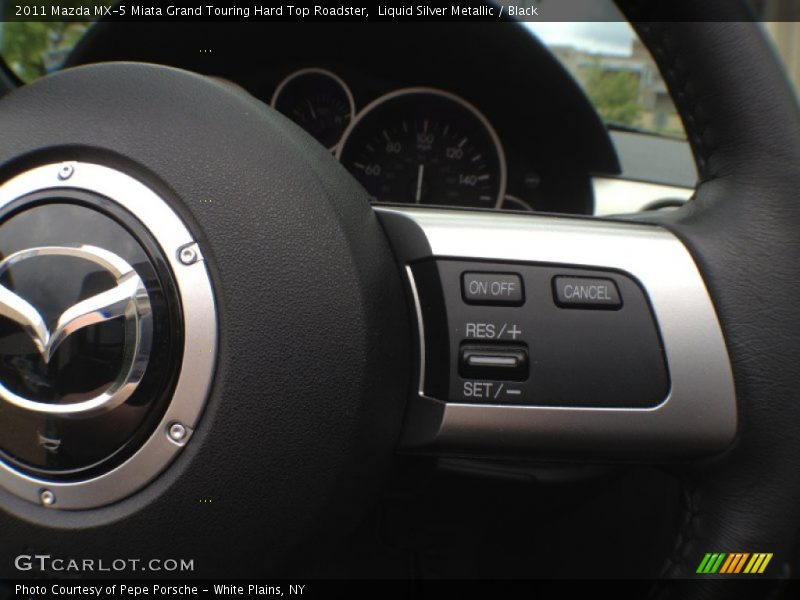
(524, 21, 686, 138)
(1, 4, 798, 142)
(0, 17, 686, 140)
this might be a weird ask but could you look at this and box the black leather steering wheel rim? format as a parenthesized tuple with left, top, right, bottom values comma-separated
(617, 0, 800, 593)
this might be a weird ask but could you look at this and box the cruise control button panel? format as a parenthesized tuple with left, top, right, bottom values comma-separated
(411, 260, 669, 408)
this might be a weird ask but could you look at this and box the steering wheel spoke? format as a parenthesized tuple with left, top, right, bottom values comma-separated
(377, 206, 736, 460)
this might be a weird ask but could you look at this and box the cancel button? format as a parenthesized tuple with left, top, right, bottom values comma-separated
(553, 276, 621, 309)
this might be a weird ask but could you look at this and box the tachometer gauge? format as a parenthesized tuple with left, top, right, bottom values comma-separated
(337, 88, 506, 208)
(271, 68, 355, 150)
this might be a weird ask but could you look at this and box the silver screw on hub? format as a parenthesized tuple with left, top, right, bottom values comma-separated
(178, 245, 198, 265)
(57, 164, 74, 180)
(168, 422, 188, 443)
(40, 489, 56, 507)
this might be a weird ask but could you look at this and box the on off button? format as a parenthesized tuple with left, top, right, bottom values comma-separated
(462, 272, 524, 305)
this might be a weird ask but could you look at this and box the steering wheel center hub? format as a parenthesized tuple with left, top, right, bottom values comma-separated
(0, 162, 215, 507)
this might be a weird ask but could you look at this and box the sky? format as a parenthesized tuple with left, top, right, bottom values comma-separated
(522, 21, 636, 57)
(499, 0, 636, 57)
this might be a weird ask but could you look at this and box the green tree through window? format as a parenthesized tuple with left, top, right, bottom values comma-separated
(581, 64, 642, 128)
(0, 22, 90, 82)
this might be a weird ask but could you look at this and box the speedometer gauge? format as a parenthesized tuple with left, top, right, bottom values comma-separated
(337, 88, 506, 208)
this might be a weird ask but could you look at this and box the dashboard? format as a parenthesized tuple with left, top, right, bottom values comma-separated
(62, 20, 693, 215)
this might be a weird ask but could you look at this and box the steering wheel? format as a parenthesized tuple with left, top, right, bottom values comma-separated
(0, 1, 797, 596)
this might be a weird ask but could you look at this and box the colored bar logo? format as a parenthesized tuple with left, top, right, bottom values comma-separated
(696, 553, 773, 574)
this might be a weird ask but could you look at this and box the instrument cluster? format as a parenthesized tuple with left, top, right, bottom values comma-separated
(271, 68, 517, 211)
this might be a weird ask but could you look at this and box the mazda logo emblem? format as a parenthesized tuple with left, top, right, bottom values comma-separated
(0, 244, 152, 418)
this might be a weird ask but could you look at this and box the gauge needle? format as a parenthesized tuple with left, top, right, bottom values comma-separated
(307, 100, 317, 120)
(415, 164, 425, 204)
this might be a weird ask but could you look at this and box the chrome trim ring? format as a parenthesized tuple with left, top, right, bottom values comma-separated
(0, 162, 217, 509)
(501, 194, 534, 212)
(375, 206, 737, 459)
